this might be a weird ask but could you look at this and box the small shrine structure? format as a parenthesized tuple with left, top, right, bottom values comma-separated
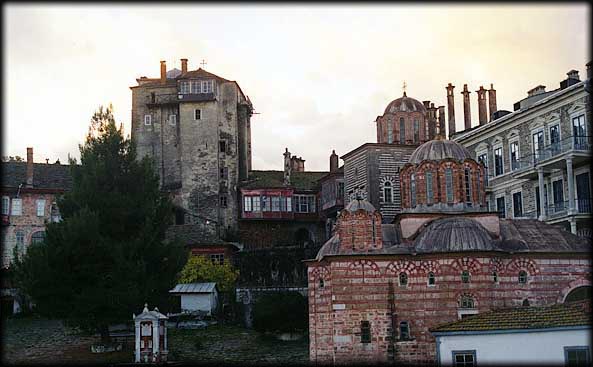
(133, 303, 168, 363)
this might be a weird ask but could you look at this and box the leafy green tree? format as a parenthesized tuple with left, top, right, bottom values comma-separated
(178, 255, 239, 293)
(12, 105, 188, 342)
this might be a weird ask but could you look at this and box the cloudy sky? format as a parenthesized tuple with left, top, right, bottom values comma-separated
(4, 3, 590, 171)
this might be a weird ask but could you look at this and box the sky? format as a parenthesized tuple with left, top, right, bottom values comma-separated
(3, 3, 590, 171)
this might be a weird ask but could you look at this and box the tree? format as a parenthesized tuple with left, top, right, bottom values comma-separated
(178, 255, 239, 293)
(12, 105, 188, 343)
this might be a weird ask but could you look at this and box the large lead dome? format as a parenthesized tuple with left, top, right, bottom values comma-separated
(383, 92, 427, 115)
(409, 139, 473, 164)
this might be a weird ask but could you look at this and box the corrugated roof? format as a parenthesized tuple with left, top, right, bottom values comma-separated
(241, 170, 327, 191)
(1, 162, 73, 190)
(430, 303, 591, 333)
(169, 282, 217, 294)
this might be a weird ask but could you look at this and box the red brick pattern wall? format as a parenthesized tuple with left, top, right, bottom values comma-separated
(337, 210, 383, 252)
(377, 112, 428, 145)
(308, 255, 591, 364)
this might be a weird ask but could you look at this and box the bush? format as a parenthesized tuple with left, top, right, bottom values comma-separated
(252, 291, 308, 333)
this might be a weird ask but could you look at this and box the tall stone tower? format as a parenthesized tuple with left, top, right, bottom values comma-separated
(130, 59, 253, 240)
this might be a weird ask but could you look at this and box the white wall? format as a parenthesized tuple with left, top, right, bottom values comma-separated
(180, 294, 212, 315)
(437, 328, 591, 366)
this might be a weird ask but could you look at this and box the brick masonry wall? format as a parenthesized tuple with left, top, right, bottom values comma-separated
(238, 220, 324, 250)
(307, 255, 591, 364)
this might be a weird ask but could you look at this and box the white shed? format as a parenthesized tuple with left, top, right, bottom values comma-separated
(169, 282, 219, 315)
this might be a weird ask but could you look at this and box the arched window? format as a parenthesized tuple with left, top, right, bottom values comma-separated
(399, 118, 406, 144)
(399, 321, 410, 340)
(319, 278, 324, 289)
(428, 272, 435, 286)
(461, 271, 471, 283)
(387, 121, 393, 144)
(413, 119, 419, 143)
(426, 171, 433, 204)
(460, 295, 475, 309)
(445, 168, 454, 203)
(464, 168, 472, 204)
(518, 270, 528, 284)
(410, 174, 416, 207)
(383, 181, 393, 203)
(30, 231, 45, 245)
(492, 271, 498, 283)
(399, 272, 408, 287)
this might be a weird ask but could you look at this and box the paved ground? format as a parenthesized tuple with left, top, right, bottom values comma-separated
(1, 316, 309, 365)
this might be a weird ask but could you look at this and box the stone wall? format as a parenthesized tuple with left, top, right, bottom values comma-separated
(238, 220, 324, 250)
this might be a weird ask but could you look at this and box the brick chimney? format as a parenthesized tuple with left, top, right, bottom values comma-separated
(26, 147, 33, 187)
(181, 58, 188, 74)
(283, 148, 292, 186)
(461, 84, 471, 130)
(488, 84, 497, 122)
(527, 85, 546, 97)
(291, 156, 305, 172)
(160, 60, 166, 84)
(330, 150, 339, 173)
(477, 86, 488, 125)
(424, 101, 436, 140)
(446, 83, 455, 138)
(438, 106, 446, 138)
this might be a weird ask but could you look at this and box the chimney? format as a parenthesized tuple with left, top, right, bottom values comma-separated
(567, 69, 580, 80)
(422, 101, 431, 109)
(438, 106, 446, 138)
(461, 84, 471, 130)
(446, 83, 456, 138)
(291, 156, 305, 172)
(181, 58, 188, 74)
(476, 86, 488, 125)
(26, 147, 33, 187)
(560, 70, 581, 89)
(330, 150, 339, 173)
(527, 85, 546, 97)
(160, 60, 166, 84)
(283, 148, 292, 186)
(425, 103, 437, 141)
(488, 84, 497, 122)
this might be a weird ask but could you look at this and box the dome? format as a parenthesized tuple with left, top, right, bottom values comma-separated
(409, 139, 473, 164)
(345, 198, 377, 213)
(414, 217, 496, 253)
(384, 93, 427, 115)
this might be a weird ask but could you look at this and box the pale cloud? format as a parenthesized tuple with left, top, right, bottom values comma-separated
(3, 4, 589, 171)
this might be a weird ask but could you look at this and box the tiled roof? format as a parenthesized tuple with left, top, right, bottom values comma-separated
(1, 162, 73, 191)
(169, 282, 217, 294)
(178, 68, 231, 83)
(241, 170, 328, 191)
(430, 303, 591, 333)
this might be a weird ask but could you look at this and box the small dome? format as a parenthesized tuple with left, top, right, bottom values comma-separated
(384, 93, 427, 115)
(409, 139, 473, 164)
(345, 198, 376, 213)
(414, 217, 495, 253)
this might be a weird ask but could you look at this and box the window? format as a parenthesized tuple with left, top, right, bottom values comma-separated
(261, 196, 270, 211)
(550, 124, 561, 154)
(426, 171, 433, 204)
(383, 182, 393, 203)
(399, 118, 406, 144)
(532, 130, 544, 160)
(244, 196, 252, 212)
(337, 182, 344, 200)
(210, 253, 224, 265)
(31, 231, 45, 245)
(445, 168, 453, 203)
(219, 140, 227, 153)
(494, 146, 503, 176)
(413, 119, 419, 143)
(572, 115, 587, 149)
(219, 195, 227, 208)
(271, 196, 280, 212)
(399, 272, 408, 287)
(428, 272, 435, 286)
(36, 199, 46, 217)
(387, 121, 393, 144)
(552, 179, 565, 212)
(190, 80, 201, 94)
(496, 196, 506, 218)
(399, 321, 410, 340)
(286, 197, 292, 212)
(452, 350, 476, 367)
(459, 295, 475, 308)
(252, 196, 261, 212)
(464, 169, 472, 203)
(518, 270, 528, 284)
(220, 167, 228, 180)
(319, 278, 324, 289)
(294, 195, 316, 213)
(144, 114, 152, 126)
(461, 271, 470, 283)
(492, 271, 498, 283)
(510, 141, 519, 171)
(175, 208, 185, 225)
(410, 174, 416, 207)
(194, 109, 201, 120)
(477, 170, 482, 204)
(169, 114, 176, 126)
(180, 81, 190, 94)
(15, 230, 25, 252)
(202, 80, 213, 93)
(565, 346, 591, 367)
(360, 321, 371, 344)
(11, 198, 22, 216)
(522, 299, 530, 307)
(512, 192, 523, 217)
(2, 196, 9, 215)
(477, 151, 488, 186)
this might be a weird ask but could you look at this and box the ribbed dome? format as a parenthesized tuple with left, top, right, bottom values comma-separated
(384, 93, 427, 115)
(409, 139, 473, 164)
(345, 198, 376, 213)
(414, 217, 495, 253)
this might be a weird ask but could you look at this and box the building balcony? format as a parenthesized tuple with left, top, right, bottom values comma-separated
(534, 198, 593, 223)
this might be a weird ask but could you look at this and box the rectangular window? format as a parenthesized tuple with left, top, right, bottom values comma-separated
(509, 141, 519, 171)
(209, 253, 224, 265)
(360, 321, 371, 344)
(512, 192, 523, 218)
(496, 196, 506, 218)
(252, 196, 261, 212)
(399, 321, 410, 340)
(271, 196, 281, 212)
(426, 172, 433, 204)
(180, 81, 190, 94)
(36, 199, 46, 217)
(219, 140, 227, 153)
(202, 80, 213, 93)
(573, 115, 587, 149)
(190, 80, 201, 94)
(464, 169, 472, 203)
(413, 119, 419, 143)
(144, 114, 152, 125)
(410, 174, 417, 207)
(243, 196, 252, 212)
(337, 182, 345, 200)
(294, 195, 315, 213)
(532, 130, 544, 160)
(452, 350, 476, 367)
(286, 197, 292, 212)
(477, 152, 488, 186)
(565, 346, 590, 367)
(553, 179, 565, 212)
(11, 198, 22, 216)
(15, 231, 24, 249)
(550, 125, 561, 154)
(261, 196, 270, 212)
(194, 109, 201, 120)
(220, 167, 228, 180)
(169, 114, 176, 126)
(387, 121, 393, 144)
(445, 169, 453, 203)
(1, 196, 9, 215)
(219, 195, 227, 208)
(494, 146, 503, 176)
(399, 118, 406, 144)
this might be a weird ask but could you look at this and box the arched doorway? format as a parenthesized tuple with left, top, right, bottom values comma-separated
(564, 286, 592, 303)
